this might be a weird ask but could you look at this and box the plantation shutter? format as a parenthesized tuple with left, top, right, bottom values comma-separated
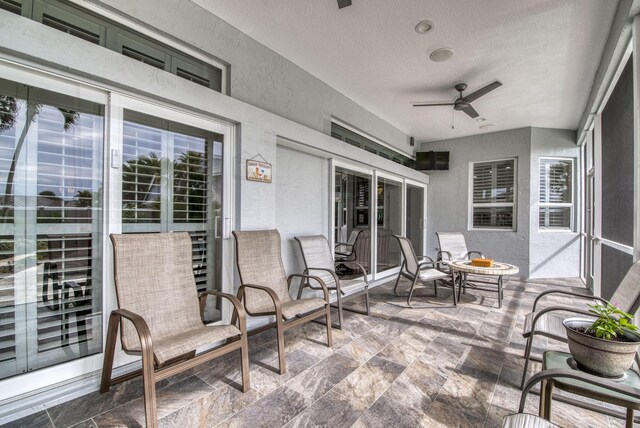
(473, 160, 514, 204)
(539, 159, 572, 229)
(122, 119, 163, 224)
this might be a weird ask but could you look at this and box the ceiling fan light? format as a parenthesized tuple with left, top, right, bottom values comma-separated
(429, 47, 455, 62)
(415, 19, 434, 34)
(479, 123, 495, 129)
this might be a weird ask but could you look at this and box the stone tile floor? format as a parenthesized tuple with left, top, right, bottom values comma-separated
(3, 276, 634, 427)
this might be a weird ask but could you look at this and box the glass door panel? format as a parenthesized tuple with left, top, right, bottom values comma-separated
(376, 177, 402, 274)
(406, 184, 425, 256)
(334, 167, 371, 277)
(0, 78, 104, 380)
(122, 110, 223, 322)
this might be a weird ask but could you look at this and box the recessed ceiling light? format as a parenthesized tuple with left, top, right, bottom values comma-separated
(429, 47, 455, 62)
(479, 123, 495, 129)
(475, 117, 486, 122)
(415, 19, 434, 34)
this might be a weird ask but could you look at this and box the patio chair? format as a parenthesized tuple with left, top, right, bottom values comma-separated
(393, 234, 454, 307)
(101, 233, 249, 428)
(294, 235, 369, 329)
(436, 231, 487, 297)
(232, 229, 332, 375)
(436, 231, 485, 263)
(520, 260, 640, 389)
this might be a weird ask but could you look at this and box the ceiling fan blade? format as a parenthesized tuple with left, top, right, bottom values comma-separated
(412, 102, 454, 107)
(337, 0, 352, 8)
(463, 81, 502, 103)
(462, 104, 479, 118)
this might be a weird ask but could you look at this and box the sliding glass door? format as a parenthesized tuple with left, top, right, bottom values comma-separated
(406, 182, 426, 257)
(376, 175, 402, 276)
(118, 106, 229, 323)
(333, 161, 428, 280)
(334, 166, 372, 277)
(0, 77, 104, 380)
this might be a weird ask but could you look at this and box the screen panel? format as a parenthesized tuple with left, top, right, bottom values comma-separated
(601, 56, 633, 246)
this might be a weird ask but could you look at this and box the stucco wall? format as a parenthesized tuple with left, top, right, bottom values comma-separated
(421, 128, 531, 277)
(276, 144, 330, 275)
(529, 128, 581, 278)
(422, 127, 580, 279)
(95, 0, 413, 155)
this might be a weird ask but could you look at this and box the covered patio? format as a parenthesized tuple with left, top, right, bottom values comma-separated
(5, 277, 612, 428)
(1, 0, 640, 427)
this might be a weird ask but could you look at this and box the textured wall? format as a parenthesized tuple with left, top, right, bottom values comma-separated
(96, 0, 413, 154)
(423, 127, 580, 279)
(529, 128, 580, 278)
(276, 145, 329, 275)
(422, 128, 531, 277)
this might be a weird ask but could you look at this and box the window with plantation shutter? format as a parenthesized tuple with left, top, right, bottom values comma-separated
(539, 158, 573, 230)
(121, 111, 224, 302)
(470, 159, 516, 230)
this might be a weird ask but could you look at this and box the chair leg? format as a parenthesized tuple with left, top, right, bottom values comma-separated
(450, 280, 457, 307)
(393, 272, 402, 296)
(433, 280, 438, 296)
(325, 304, 333, 348)
(240, 334, 250, 393)
(276, 317, 286, 375)
(520, 332, 535, 390)
(364, 288, 370, 315)
(141, 343, 158, 428)
(336, 292, 344, 329)
(100, 311, 120, 393)
(406, 277, 419, 308)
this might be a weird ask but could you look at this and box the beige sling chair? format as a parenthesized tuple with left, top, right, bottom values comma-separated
(101, 233, 249, 428)
(394, 234, 455, 307)
(232, 229, 332, 375)
(295, 234, 369, 329)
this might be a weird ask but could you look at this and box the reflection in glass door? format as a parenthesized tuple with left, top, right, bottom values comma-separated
(0, 78, 104, 380)
(376, 177, 402, 274)
(406, 184, 425, 256)
(334, 167, 371, 277)
(121, 110, 224, 322)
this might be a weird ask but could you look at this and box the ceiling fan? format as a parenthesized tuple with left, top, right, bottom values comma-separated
(412, 81, 502, 119)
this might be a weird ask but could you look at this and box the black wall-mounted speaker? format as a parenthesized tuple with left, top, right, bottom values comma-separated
(410, 137, 415, 146)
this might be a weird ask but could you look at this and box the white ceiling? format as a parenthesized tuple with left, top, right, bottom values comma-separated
(191, 0, 617, 143)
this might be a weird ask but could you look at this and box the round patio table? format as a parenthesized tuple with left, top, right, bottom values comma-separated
(448, 260, 519, 308)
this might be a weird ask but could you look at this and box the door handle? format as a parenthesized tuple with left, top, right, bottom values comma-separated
(214, 215, 221, 239)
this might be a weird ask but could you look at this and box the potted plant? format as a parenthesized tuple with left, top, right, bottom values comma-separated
(563, 302, 640, 377)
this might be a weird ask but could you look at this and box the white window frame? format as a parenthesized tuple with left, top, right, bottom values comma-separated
(468, 157, 517, 231)
(538, 157, 574, 231)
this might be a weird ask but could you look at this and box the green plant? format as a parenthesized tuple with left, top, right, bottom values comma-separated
(587, 302, 638, 340)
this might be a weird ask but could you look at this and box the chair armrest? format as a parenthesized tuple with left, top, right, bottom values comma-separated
(532, 289, 605, 311)
(288, 273, 330, 302)
(199, 291, 247, 333)
(417, 256, 438, 270)
(111, 308, 153, 354)
(466, 251, 484, 259)
(519, 367, 640, 413)
(238, 283, 283, 317)
(437, 250, 453, 261)
(529, 305, 595, 334)
(304, 267, 341, 290)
